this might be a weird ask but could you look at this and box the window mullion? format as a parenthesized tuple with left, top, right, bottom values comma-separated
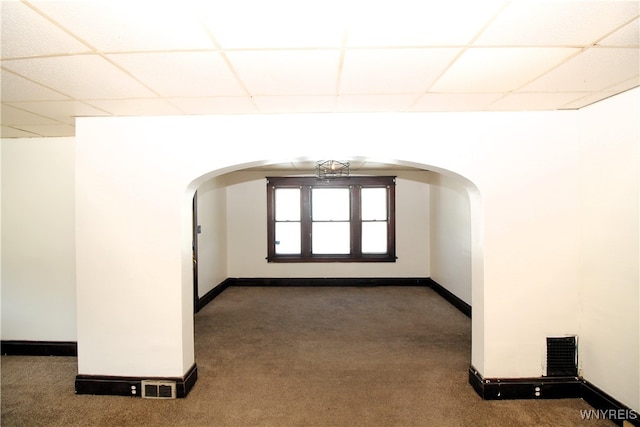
(351, 185, 362, 257)
(301, 185, 312, 257)
(387, 183, 396, 260)
(267, 183, 276, 259)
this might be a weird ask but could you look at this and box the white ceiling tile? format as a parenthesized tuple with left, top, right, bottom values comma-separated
(84, 99, 181, 116)
(522, 48, 639, 92)
(431, 48, 578, 93)
(0, 70, 69, 101)
(226, 50, 340, 95)
(346, 1, 507, 46)
(559, 92, 618, 109)
(559, 80, 639, 109)
(9, 123, 75, 137)
(487, 92, 591, 111)
(602, 76, 640, 94)
(1, 103, 62, 125)
(0, 1, 90, 59)
(432, 47, 579, 92)
(598, 17, 640, 46)
(107, 52, 245, 97)
(335, 94, 416, 112)
(169, 97, 258, 115)
(5, 100, 108, 124)
(1, 55, 156, 99)
(1, 125, 41, 138)
(29, 1, 213, 51)
(1, 1, 638, 138)
(340, 48, 460, 94)
(410, 93, 504, 112)
(476, 1, 640, 46)
(253, 96, 336, 113)
(199, 1, 344, 49)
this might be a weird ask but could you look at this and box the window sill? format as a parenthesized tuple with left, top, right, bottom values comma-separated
(267, 255, 397, 263)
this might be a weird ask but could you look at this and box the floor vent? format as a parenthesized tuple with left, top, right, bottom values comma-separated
(546, 336, 577, 377)
(141, 380, 177, 399)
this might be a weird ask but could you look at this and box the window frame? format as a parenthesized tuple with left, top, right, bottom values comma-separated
(266, 176, 396, 263)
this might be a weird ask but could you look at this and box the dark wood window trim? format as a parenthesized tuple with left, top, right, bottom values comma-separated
(267, 176, 396, 263)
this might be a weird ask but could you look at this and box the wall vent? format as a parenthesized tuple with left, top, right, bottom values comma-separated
(546, 336, 577, 377)
(141, 380, 177, 399)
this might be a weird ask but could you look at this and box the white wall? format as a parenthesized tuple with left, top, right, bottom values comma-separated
(1, 138, 76, 341)
(225, 170, 430, 278)
(195, 175, 228, 297)
(75, 123, 194, 377)
(579, 89, 639, 410)
(1, 88, 636, 410)
(429, 172, 472, 305)
(477, 112, 583, 379)
(73, 109, 587, 382)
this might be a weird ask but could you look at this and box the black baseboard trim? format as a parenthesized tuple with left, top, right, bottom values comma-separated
(427, 278, 472, 318)
(582, 380, 640, 426)
(469, 366, 639, 426)
(229, 277, 432, 287)
(469, 366, 581, 400)
(1, 340, 78, 356)
(75, 363, 198, 398)
(195, 277, 435, 312)
(196, 279, 232, 313)
(199, 277, 471, 319)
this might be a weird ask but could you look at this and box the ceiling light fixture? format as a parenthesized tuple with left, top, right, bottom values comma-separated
(316, 160, 350, 179)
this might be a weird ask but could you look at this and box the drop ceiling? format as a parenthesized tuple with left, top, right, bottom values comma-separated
(1, 0, 638, 138)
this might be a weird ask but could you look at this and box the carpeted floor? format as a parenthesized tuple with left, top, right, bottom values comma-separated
(1, 286, 613, 426)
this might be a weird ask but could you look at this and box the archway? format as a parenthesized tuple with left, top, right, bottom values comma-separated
(183, 156, 485, 377)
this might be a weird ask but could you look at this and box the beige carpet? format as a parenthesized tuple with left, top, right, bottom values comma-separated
(1, 286, 612, 426)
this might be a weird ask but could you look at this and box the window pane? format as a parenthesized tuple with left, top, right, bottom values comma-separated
(312, 188, 350, 221)
(361, 188, 387, 220)
(275, 222, 301, 254)
(362, 222, 387, 254)
(275, 188, 300, 221)
(312, 222, 350, 254)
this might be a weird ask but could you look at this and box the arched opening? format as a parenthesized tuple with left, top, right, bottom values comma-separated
(183, 156, 485, 378)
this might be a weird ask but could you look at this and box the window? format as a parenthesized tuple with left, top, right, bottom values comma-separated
(267, 176, 396, 262)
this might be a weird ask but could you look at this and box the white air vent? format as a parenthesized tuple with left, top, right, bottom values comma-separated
(141, 380, 177, 399)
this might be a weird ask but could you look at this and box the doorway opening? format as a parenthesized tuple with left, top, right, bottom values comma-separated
(186, 157, 484, 374)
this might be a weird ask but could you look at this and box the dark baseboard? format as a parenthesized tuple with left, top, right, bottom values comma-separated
(75, 363, 198, 398)
(469, 366, 639, 426)
(229, 277, 432, 287)
(582, 380, 640, 426)
(1, 340, 78, 356)
(195, 277, 433, 312)
(468, 366, 581, 400)
(196, 279, 232, 313)
(198, 277, 471, 319)
(427, 278, 471, 318)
